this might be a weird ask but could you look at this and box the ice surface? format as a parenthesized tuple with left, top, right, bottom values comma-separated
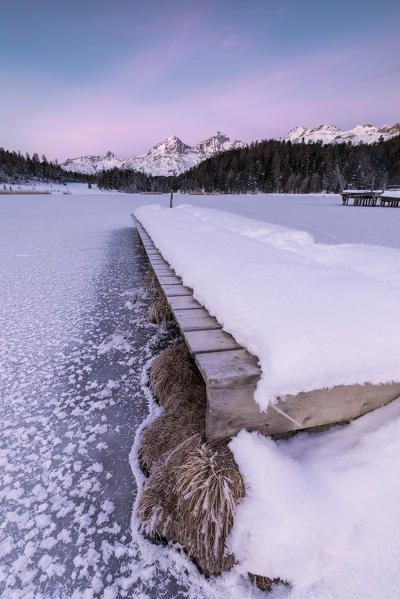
(0, 193, 208, 598)
(134, 203, 400, 407)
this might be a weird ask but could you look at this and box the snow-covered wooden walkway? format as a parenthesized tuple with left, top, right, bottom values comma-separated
(133, 214, 400, 441)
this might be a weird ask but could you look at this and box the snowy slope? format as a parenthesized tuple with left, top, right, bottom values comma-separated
(285, 122, 400, 145)
(123, 136, 199, 176)
(61, 151, 124, 174)
(61, 132, 246, 176)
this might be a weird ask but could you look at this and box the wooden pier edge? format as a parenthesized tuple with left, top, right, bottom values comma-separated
(132, 214, 400, 441)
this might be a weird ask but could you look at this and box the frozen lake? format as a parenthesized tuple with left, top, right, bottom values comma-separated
(1, 191, 400, 598)
(171, 192, 400, 249)
(0, 193, 193, 598)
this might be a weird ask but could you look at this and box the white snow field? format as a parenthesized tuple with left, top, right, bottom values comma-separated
(135, 203, 400, 408)
(2, 191, 400, 599)
(229, 400, 400, 599)
(1, 181, 110, 194)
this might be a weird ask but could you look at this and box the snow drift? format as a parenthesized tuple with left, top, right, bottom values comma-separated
(229, 399, 400, 597)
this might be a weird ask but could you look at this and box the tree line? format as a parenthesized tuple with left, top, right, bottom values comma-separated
(3, 135, 400, 194)
(98, 135, 400, 194)
(97, 167, 169, 193)
(0, 148, 95, 185)
(176, 135, 400, 193)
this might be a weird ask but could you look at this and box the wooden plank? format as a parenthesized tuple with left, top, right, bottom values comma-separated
(185, 329, 242, 354)
(147, 255, 164, 262)
(168, 295, 202, 310)
(149, 258, 169, 267)
(153, 270, 175, 278)
(151, 262, 171, 270)
(158, 275, 182, 285)
(149, 255, 167, 262)
(173, 308, 222, 332)
(152, 263, 171, 272)
(206, 380, 400, 441)
(196, 349, 260, 388)
(152, 266, 174, 275)
(162, 284, 192, 296)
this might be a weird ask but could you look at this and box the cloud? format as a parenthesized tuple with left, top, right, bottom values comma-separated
(363, 65, 400, 82)
(339, 64, 400, 90)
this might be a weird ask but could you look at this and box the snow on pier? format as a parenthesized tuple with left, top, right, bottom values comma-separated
(341, 188, 400, 207)
(134, 204, 400, 439)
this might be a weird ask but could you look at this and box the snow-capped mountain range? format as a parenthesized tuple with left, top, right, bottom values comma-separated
(284, 123, 400, 145)
(62, 124, 400, 176)
(62, 132, 246, 176)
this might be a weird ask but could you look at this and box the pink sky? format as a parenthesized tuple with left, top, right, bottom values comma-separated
(1, 0, 399, 160)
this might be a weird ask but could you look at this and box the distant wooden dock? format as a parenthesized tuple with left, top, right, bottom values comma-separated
(341, 189, 400, 207)
(381, 192, 400, 207)
(133, 215, 400, 441)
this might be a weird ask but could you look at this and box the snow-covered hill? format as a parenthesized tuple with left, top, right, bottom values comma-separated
(285, 123, 400, 145)
(61, 151, 124, 175)
(62, 132, 246, 176)
(123, 136, 200, 176)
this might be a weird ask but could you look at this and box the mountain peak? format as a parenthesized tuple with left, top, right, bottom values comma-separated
(149, 135, 191, 156)
(284, 122, 400, 145)
(194, 132, 246, 157)
(212, 130, 227, 138)
(61, 131, 247, 177)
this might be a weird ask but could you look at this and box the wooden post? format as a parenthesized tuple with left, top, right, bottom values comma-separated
(170, 190, 173, 208)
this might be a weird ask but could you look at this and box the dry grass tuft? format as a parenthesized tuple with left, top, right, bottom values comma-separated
(149, 342, 202, 409)
(175, 439, 245, 576)
(137, 433, 244, 576)
(248, 573, 287, 593)
(139, 396, 205, 473)
(139, 258, 175, 328)
(136, 242, 176, 328)
(141, 267, 160, 295)
(137, 457, 180, 541)
(148, 295, 174, 326)
(136, 341, 246, 578)
(138, 238, 148, 257)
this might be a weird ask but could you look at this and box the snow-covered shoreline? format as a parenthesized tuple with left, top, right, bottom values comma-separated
(0, 182, 117, 194)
